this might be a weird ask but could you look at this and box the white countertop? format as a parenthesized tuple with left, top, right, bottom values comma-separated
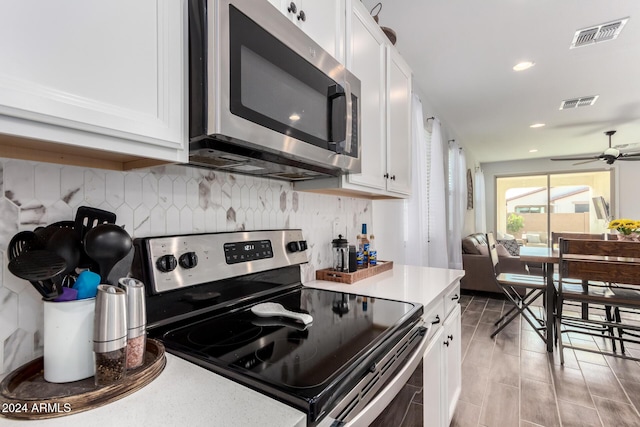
(1, 354, 306, 427)
(2, 264, 462, 427)
(305, 264, 465, 309)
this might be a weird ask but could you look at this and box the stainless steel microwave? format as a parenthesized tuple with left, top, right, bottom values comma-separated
(188, 0, 361, 180)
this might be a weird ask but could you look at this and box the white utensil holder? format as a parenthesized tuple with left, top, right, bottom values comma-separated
(43, 297, 96, 383)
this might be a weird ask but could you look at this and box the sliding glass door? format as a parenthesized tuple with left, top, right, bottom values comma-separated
(496, 170, 612, 247)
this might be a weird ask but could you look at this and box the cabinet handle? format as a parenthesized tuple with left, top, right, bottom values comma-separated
(443, 340, 450, 347)
(390, 175, 396, 181)
(451, 294, 459, 301)
(447, 335, 454, 341)
(431, 315, 440, 325)
(297, 10, 306, 21)
(287, 2, 297, 13)
(383, 173, 389, 179)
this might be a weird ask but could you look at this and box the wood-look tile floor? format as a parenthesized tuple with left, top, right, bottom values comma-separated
(451, 292, 640, 427)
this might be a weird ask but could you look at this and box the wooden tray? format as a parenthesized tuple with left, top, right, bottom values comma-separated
(315, 260, 393, 284)
(0, 339, 166, 420)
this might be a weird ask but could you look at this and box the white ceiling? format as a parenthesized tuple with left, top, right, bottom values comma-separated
(361, 0, 640, 164)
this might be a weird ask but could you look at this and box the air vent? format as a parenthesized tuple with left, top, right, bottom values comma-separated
(570, 17, 629, 48)
(560, 95, 599, 110)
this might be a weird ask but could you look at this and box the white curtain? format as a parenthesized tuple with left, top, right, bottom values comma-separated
(427, 118, 449, 268)
(404, 94, 430, 266)
(447, 141, 466, 270)
(474, 167, 487, 233)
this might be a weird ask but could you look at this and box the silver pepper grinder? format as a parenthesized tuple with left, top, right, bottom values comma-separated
(93, 284, 127, 386)
(118, 277, 147, 369)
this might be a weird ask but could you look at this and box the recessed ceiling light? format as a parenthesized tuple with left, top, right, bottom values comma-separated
(513, 61, 535, 71)
(529, 149, 538, 153)
(530, 123, 545, 128)
(289, 113, 301, 121)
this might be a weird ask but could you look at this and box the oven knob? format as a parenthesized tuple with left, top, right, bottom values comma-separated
(179, 252, 198, 269)
(287, 241, 301, 252)
(287, 240, 308, 252)
(156, 254, 178, 272)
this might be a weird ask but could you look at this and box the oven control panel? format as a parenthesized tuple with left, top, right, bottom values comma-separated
(136, 229, 308, 294)
(224, 240, 273, 264)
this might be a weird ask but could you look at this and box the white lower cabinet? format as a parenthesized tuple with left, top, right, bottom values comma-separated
(0, 0, 187, 169)
(423, 281, 461, 426)
(443, 304, 462, 424)
(423, 326, 444, 426)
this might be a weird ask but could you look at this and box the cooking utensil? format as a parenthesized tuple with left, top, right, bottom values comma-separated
(105, 246, 135, 286)
(74, 206, 117, 269)
(8, 250, 67, 300)
(84, 224, 133, 285)
(34, 221, 74, 248)
(46, 228, 82, 286)
(74, 206, 116, 240)
(8, 231, 39, 261)
(251, 302, 313, 325)
(73, 270, 101, 299)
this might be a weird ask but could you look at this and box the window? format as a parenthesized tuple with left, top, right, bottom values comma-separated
(496, 171, 612, 246)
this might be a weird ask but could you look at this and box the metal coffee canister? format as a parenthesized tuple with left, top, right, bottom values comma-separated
(93, 284, 127, 386)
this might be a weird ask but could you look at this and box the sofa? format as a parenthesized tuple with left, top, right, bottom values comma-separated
(461, 233, 529, 293)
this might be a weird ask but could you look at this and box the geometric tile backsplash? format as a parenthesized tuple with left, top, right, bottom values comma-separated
(0, 158, 371, 379)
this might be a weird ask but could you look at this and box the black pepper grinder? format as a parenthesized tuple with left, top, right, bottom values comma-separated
(93, 284, 128, 386)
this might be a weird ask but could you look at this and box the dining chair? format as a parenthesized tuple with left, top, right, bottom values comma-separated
(486, 233, 549, 343)
(556, 238, 640, 364)
(551, 232, 606, 248)
(550, 232, 615, 339)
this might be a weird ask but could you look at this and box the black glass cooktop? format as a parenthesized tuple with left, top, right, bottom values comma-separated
(160, 287, 422, 421)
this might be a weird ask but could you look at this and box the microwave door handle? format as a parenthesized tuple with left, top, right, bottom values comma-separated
(343, 80, 353, 155)
(327, 83, 348, 154)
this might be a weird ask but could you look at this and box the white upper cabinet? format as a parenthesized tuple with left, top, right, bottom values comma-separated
(345, 2, 387, 191)
(0, 0, 187, 168)
(293, 0, 412, 198)
(386, 48, 412, 195)
(268, 0, 345, 63)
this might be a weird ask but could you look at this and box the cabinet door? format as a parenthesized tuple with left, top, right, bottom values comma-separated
(443, 304, 462, 424)
(423, 326, 444, 427)
(346, 1, 387, 191)
(273, 0, 344, 62)
(386, 47, 412, 195)
(0, 0, 185, 157)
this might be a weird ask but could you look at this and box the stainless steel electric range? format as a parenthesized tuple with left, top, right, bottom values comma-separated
(132, 230, 426, 426)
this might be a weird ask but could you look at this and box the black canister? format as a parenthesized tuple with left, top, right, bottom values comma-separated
(348, 245, 357, 272)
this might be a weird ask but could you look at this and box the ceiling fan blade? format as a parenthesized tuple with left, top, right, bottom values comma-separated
(550, 156, 599, 161)
(617, 157, 640, 161)
(572, 159, 600, 166)
(620, 152, 640, 158)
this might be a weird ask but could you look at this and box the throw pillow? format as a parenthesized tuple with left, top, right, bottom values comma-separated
(527, 234, 541, 243)
(496, 244, 511, 257)
(497, 239, 520, 256)
(477, 245, 489, 256)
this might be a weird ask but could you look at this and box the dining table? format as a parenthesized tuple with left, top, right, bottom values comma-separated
(519, 246, 558, 352)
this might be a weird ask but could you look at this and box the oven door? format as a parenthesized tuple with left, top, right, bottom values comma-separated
(208, 0, 361, 173)
(321, 322, 429, 427)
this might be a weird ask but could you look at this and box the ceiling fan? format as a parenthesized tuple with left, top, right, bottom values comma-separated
(550, 130, 640, 165)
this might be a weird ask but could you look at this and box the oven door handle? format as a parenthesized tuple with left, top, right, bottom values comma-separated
(338, 326, 429, 427)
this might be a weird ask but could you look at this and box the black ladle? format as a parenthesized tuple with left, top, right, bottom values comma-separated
(84, 224, 133, 285)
